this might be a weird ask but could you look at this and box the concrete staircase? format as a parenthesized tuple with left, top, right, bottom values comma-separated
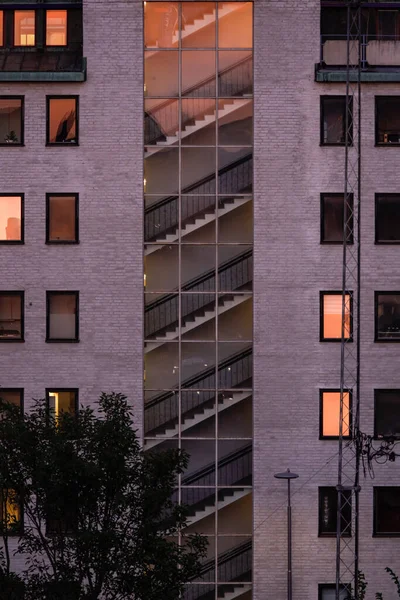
(187, 487, 251, 526)
(218, 585, 251, 600)
(145, 196, 250, 255)
(145, 98, 251, 157)
(172, 3, 242, 45)
(145, 390, 251, 450)
(145, 293, 248, 351)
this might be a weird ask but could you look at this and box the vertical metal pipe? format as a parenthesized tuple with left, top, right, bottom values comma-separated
(287, 479, 292, 600)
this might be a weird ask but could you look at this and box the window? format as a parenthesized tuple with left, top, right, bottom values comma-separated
(0, 489, 22, 534)
(0, 11, 3, 47)
(0, 292, 24, 341)
(46, 291, 79, 342)
(0, 388, 23, 410)
(320, 390, 351, 439)
(46, 389, 78, 418)
(374, 487, 400, 535)
(46, 194, 78, 243)
(375, 292, 400, 341)
(320, 292, 352, 342)
(318, 584, 351, 600)
(321, 96, 351, 146)
(46, 10, 67, 46)
(321, 193, 353, 244)
(14, 10, 35, 46)
(375, 390, 400, 439)
(0, 195, 23, 243)
(319, 487, 351, 537)
(375, 194, 400, 243)
(378, 11, 400, 41)
(47, 96, 79, 145)
(0, 97, 24, 146)
(376, 97, 400, 145)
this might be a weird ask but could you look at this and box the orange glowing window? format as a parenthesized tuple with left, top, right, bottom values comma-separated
(46, 10, 67, 46)
(321, 292, 351, 341)
(47, 390, 77, 417)
(321, 391, 351, 438)
(0, 489, 21, 533)
(0, 12, 3, 47)
(0, 97, 23, 146)
(47, 97, 78, 145)
(0, 195, 23, 243)
(14, 11, 35, 47)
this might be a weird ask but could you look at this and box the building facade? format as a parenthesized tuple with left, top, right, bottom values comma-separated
(1, 0, 400, 598)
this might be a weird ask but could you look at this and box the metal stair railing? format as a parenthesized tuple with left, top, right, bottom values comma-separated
(145, 55, 253, 145)
(145, 248, 252, 339)
(184, 541, 252, 600)
(144, 348, 252, 435)
(145, 153, 252, 243)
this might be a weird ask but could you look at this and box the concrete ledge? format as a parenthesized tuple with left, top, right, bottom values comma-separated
(0, 58, 87, 82)
(316, 69, 400, 83)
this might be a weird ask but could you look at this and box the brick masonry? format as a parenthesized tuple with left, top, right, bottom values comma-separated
(254, 0, 400, 598)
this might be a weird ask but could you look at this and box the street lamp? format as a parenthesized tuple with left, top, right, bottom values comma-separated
(274, 469, 299, 600)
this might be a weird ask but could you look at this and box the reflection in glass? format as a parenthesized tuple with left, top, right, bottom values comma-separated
(218, 3, 252, 48)
(46, 10, 67, 46)
(0, 99, 23, 145)
(14, 11, 35, 46)
(376, 293, 400, 340)
(47, 293, 78, 341)
(0, 196, 22, 241)
(48, 98, 77, 144)
(145, 2, 178, 48)
(145, 51, 179, 97)
(182, 51, 216, 96)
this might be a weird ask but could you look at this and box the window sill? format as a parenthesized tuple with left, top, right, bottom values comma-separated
(0, 338, 24, 343)
(0, 241, 24, 245)
(46, 240, 79, 245)
(318, 532, 352, 538)
(320, 143, 350, 147)
(320, 241, 354, 245)
(46, 142, 79, 147)
(375, 240, 400, 245)
(319, 435, 352, 441)
(320, 338, 353, 343)
(374, 337, 400, 343)
(373, 532, 400, 538)
(46, 339, 80, 343)
(375, 143, 400, 148)
(0, 143, 24, 148)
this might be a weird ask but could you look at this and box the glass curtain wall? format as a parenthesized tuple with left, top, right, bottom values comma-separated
(144, 3, 253, 598)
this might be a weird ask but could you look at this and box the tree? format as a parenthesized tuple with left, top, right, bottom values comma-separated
(0, 392, 207, 599)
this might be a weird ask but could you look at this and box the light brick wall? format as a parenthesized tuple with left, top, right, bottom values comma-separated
(254, 1, 400, 598)
(0, 2, 143, 434)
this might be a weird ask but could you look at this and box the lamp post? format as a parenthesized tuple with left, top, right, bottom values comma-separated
(274, 469, 299, 600)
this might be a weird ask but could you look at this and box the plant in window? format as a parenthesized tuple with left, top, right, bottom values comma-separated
(4, 131, 18, 144)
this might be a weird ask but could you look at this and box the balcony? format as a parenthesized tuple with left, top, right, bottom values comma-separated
(316, 4, 400, 82)
(0, 2, 85, 82)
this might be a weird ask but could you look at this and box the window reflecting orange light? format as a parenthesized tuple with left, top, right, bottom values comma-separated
(323, 293, 351, 339)
(14, 11, 35, 46)
(46, 10, 67, 46)
(0, 196, 22, 241)
(322, 391, 350, 437)
(0, 489, 20, 531)
(0, 12, 3, 47)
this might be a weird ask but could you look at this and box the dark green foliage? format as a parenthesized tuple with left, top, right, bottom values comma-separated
(0, 392, 207, 599)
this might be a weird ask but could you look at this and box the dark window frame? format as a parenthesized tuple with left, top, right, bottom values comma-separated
(320, 290, 353, 343)
(0, 388, 24, 413)
(374, 291, 400, 343)
(0, 291, 24, 343)
(374, 389, 400, 440)
(318, 486, 352, 538)
(46, 95, 79, 147)
(12, 9, 37, 48)
(45, 388, 79, 415)
(46, 193, 79, 244)
(320, 192, 354, 245)
(375, 193, 400, 244)
(320, 95, 353, 147)
(0, 487, 23, 536)
(318, 583, 351, 600)
(375, 96, 400, 147)
(374, 486, 400, 537)
(0, 193, 24, 245)
(46, 290, 79, 343)
(0, 96, 24, 147)
(319, 388, 352, 440)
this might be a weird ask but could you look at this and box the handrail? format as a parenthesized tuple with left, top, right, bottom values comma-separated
(145, 248, 252, 312)
(145, 153, 252, 215)
(181, 444, 251, 486)
(199, 540, 252, 576)
(145, 347, 252, 410)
